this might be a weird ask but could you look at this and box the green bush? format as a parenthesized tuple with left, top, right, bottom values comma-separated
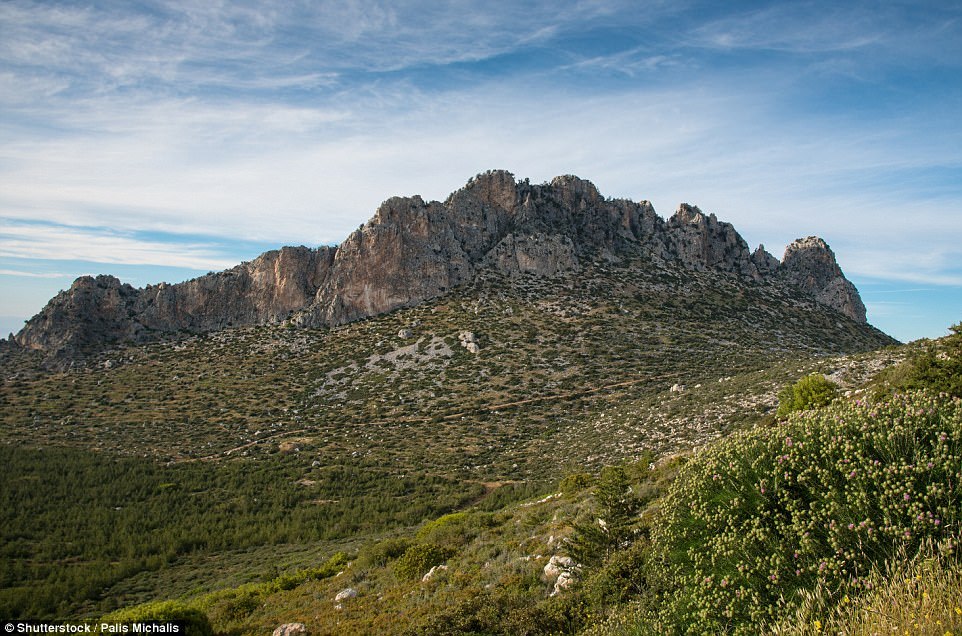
(358, 537, 412, 568)
(893, 322, 962, 398)
(391, 543, 455, 581)
(415, 511, 495, 549)
(581, 539, 651, 609)
(100, 600, 212, 636)
(559, 472, 594, 495)
(269, 551, 348, 591)
(647, 391, 962, 633)
(776, 373, 838, 418)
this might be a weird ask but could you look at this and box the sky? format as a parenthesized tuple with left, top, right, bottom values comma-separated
(1, 1, 961, 343)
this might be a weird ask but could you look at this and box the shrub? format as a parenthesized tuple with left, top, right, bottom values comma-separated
(358, 537, 412, 568)
(100, 600, 212, 636)
(897, 322, 962, 398)
(648, 391, 962, 633)
(559, 472, 594, 495)
(269, 552, 348, 591)
(391, 543, 455, 581)
(776, 373, 838, 418)
(415, 511, 494, 549)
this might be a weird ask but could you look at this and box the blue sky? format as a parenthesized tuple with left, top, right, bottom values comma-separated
(1, 1, 960, 343)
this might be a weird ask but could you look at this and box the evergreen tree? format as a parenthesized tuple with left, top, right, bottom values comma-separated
(907, 322, 962, 397)
(568, 465, 640, 567)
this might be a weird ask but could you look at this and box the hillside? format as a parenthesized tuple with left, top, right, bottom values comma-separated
(0, 171, 905, 628)
(1, 254, 895, 619)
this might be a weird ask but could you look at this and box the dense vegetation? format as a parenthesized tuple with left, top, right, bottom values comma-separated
(0, 446, 483, 618)
(87, 320, 956, 635)
(643, 390, 961, 633)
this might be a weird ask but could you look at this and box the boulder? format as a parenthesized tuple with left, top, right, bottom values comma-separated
(543, 555, 576, 580)
(421, 564, 448, 582)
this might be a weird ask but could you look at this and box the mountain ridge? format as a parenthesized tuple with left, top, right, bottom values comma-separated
(10, 170, 872, 359)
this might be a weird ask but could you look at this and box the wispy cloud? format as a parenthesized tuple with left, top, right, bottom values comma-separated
(0, 222, 240, 271)
(0, 269, 69, 279)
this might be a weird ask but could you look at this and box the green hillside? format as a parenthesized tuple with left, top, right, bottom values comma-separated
(0, 258, 907, 628)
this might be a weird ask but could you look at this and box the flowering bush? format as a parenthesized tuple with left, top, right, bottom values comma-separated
(649, 391, 962, 633)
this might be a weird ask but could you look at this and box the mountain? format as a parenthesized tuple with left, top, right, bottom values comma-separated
(11, 170, 870, 361)
(0, 171, 903, 623)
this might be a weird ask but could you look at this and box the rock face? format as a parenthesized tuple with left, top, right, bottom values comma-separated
(777, 237, 866, 323)
(665, 204, 757, 278)
(13, 170, 872, 359)
(15, 246, 333, 356)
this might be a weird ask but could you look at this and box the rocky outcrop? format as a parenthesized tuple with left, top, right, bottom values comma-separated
(14, 275, 140, 356)
(15, 245, 333, 356)
(665, 204, 757, 278)
(484, 233, 579, 276)
(13, 171, 871, 359)
(751, 245, 780, 277)
(777, 237, 866, 323)
(138, 245, 334, 330)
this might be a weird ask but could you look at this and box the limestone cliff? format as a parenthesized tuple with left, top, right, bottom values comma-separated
(15, 246, 333, 356)
(12, 171, 872, 359)
(777, 237, 866, 323)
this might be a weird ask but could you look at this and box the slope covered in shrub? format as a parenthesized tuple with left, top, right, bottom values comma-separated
(647, 391, 962, 633)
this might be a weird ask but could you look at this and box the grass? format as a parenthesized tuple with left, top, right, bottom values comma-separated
(771, 544, 962, 635)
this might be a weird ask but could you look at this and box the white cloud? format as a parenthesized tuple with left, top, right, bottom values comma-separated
(0, 269, 69, 279)
(0, 223, 239, 271)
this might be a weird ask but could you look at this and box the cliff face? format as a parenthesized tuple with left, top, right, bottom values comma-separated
(15, 246, 334, 356)
(13, 170, 872, 358)
(777, 237, 867, 323)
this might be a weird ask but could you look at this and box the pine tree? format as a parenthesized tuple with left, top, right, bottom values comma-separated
(568, 465, 640, 567)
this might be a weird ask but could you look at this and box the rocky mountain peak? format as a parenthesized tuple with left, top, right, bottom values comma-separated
(12, 171, 874, 360)
(453, 169, 520, 214)
(777, 236, 866, 323)
(549, 174, 603, 207)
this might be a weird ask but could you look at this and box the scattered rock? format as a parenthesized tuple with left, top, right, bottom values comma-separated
(272, 624, 308, 636)
(422, 564, 448, 582)
(552, 570, 578, 596)
(459, 331, 481, 354)
(398, 328, 413, 338)
(334, 587, 358, 602)
(543, 555, 576, 580)
(543, 555, 581, 596)
(671, 383, 686, 393)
